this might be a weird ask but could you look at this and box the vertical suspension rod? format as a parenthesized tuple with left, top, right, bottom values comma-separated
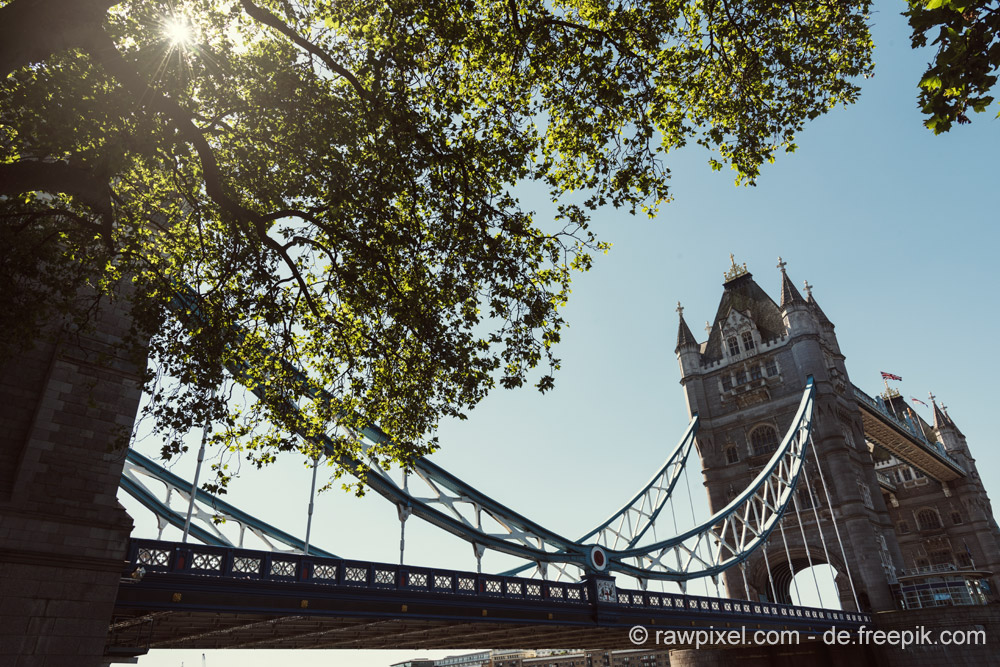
(812, 441, 861, 611)
(304, 453, 320, 555)
(777, 505, 802, 605)
(682, 454, 710, 597)
(791, 486, 823, 607)
(182, 389, 215, 543)
(804, 438, 837, 607)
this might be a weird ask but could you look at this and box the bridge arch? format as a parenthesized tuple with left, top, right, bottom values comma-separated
(747, 548, 854, 609)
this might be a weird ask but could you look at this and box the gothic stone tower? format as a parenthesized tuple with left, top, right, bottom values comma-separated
(876, 394, 1000, 598)
(675, 257, 903, 612)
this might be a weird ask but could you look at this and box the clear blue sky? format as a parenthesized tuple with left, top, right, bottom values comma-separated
(121, 2, 999, 665)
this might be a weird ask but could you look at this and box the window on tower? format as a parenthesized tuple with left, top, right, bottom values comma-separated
(750, 364, 762, 381)
(721, 375, 733, 391)
(726, 447, 739, 465)
(917, 509, 942, 531)
(857, 477, 874, 510)
(750, 425, 779, 457)
(727, 336, 740, 357)
(741, 331, 755, 351)
(765, 359, 778, 376)
(736, 369, 748, 385)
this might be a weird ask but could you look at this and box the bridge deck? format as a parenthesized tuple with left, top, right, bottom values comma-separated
(108, 540, 871, 652)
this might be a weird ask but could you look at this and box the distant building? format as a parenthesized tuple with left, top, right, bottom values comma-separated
(394, 648, 670, 667)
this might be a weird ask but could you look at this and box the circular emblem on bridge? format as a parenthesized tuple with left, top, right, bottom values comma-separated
(588, 545, 608, 572)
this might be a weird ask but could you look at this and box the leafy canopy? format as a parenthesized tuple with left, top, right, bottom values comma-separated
(906, 0, 1000, 133)
(0, 0, 873, 490)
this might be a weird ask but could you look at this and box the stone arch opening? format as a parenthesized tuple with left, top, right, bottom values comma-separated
(756, 552, 848, 609)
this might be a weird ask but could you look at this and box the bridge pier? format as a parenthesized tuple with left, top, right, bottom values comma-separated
(0, 296, 144, 666)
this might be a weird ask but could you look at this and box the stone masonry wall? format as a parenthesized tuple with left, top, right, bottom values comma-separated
(0, 294, 143, 667)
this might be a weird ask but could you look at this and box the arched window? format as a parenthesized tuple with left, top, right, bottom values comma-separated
(741, 331, 755, 351)
(750, 425, 779, 457)
(727, 336, 740, 357)
(726, 446, 739, 465)
(916, 509, 942, 531)
(842, 426, 856, 449)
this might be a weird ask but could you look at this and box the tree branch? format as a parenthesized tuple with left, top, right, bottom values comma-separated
(0, 160, 114, 245)
(82, 25, 323, 317)
(238, 0, 370, 102)
(0, 0, 118, 76)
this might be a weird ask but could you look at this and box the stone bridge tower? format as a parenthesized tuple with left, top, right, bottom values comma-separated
(674, 257, 903, 612)
(0, 294, 144, 666)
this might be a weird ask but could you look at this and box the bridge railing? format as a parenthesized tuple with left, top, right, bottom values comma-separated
(124, 539, 872, 627)
(126, 538, 588, 604)
(851, 384, 964, 472)
(612, 584, 870, 626)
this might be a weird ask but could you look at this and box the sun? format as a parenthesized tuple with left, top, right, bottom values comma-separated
(163, 16, 194, 47)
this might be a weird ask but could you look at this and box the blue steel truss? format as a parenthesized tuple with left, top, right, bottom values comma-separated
(122, 285, 817, 582)
(121, 449, 336, 557)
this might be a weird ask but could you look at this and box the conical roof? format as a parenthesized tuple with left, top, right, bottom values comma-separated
(675, 304, 698, 351)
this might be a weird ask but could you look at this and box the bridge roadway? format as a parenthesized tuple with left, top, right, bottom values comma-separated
(107, 539, 871, 654)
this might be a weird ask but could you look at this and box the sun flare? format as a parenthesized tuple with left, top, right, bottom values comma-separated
(163, 17, 193, 46)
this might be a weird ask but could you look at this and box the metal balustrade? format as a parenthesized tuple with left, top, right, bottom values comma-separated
(124, 538, 872, 629)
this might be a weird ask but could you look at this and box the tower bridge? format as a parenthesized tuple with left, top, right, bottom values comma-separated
(3, 257, 1000, 666)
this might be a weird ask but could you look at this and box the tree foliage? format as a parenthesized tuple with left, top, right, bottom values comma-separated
(0, 0, 873, 490)
(906, 0, 1000, 132)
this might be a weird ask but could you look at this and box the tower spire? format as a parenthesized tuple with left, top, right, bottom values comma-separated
(930, 392, 949, 431)
(675, 301, 697, 351)
(777, 256, 805, 307)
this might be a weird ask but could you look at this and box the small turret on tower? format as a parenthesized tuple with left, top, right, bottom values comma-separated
(931, 393, 968, 452)
(675, 302, 701, 376)
(777, 257, 813, 335)
(804, 279, 842, 355)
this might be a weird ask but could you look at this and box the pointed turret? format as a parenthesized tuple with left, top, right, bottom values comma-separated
(931, 393, 949, 432)
(930, 394, 966, 439)
(777, 257, 813, 336)
(942, 404, 965, 438)
(804, 280, 833, 327)
(778, 257, 805, 307)
(675, 303, 697, 352)
(674, 302, 702, 378)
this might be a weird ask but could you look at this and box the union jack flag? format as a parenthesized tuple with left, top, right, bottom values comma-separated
(881, 371, 902, 381)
